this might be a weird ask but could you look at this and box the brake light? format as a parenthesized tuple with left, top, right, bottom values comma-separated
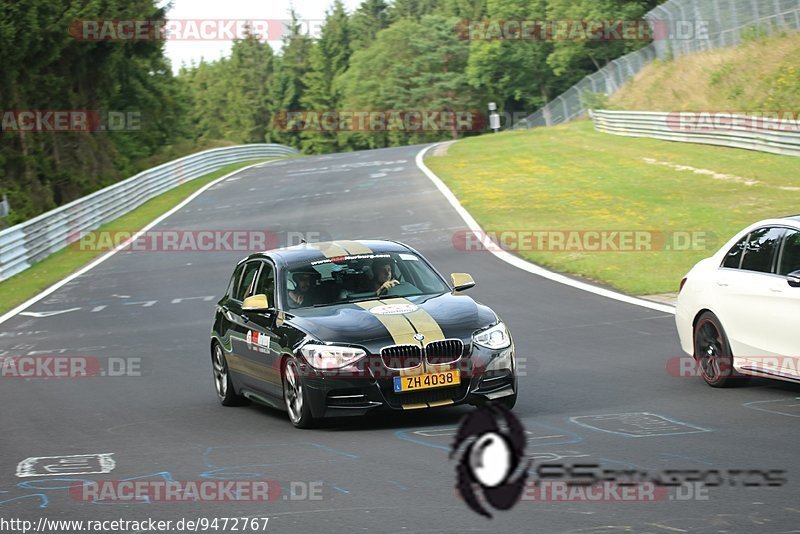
(679, 277, 687, 292)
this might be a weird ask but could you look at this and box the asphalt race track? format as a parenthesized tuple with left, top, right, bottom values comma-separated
(1, 145, 798, 533)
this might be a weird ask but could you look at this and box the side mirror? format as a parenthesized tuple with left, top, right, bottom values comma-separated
(450, 273, 475, 292)
(787, 270, 800, 288)
(242, 294, 271, 311)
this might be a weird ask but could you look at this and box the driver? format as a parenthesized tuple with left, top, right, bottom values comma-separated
(372, 257, 399, 296)
(288, 268, 318, 307)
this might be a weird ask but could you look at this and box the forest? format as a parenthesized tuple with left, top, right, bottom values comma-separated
(0, 0, 659, 224)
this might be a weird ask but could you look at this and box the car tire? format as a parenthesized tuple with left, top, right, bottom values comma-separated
(693, 312, 746, 388)
(496, 392, 517, 410)
(283, 359, 316, 429)
(212, 342, 248, 406)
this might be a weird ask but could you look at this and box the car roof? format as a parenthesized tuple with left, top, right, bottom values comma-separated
(248, 240, 413, 266)
(782, 214, 800, 222)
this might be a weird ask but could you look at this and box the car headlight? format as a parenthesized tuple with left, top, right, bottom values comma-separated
(300, 344, 367, 370)
(472, 322, 511, 350)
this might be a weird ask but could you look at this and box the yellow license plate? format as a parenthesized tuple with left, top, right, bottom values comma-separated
(393, 370, 460, 392)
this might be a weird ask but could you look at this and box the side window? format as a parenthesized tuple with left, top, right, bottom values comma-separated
(778, 230, 800, 276)
(740, 227, 785, 273)
(234, 261, 261, 301)
(721, 236, 747, 269)
(254, 262, 276, 306)
(226, 263, 245, 297)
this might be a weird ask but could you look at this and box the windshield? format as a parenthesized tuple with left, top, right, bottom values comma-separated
(283, 252, 449, 309)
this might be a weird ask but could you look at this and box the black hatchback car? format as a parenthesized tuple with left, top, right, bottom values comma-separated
(210, 240, 517, 428)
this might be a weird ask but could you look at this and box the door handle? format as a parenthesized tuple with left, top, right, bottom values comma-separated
(241, 314, 250, 323)
(716, 282, 729, 287)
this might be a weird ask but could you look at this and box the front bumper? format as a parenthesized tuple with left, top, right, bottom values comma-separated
(298, 343, 516, 418)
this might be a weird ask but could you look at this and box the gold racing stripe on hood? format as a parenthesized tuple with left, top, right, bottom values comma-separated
(336, 240, 372, 254)
(381, 298, 445, 342)
(359, 298, 448, 377)
(308, 242, 349, 258)
(355, 300, 418, 346)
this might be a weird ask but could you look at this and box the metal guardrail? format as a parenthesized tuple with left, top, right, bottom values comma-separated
(0, 144, 298, 282)
(590, 109, 800, 157)
(514, 0, 800, 129)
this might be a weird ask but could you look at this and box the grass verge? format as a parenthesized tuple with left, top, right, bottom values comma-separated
(0, 159, 271, 315)
(426, 120, 800, 295)
(610, 31, 800, 111)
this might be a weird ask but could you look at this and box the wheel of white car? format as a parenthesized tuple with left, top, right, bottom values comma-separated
(693, 312, 746, 388)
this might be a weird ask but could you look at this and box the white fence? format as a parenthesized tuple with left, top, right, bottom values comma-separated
(514, 0, 800, 129)
(590, 109, 800, 156)
(0, 144, 298, 281)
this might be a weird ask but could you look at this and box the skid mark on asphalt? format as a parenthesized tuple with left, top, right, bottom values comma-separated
(569, 413, 712, 437)
(200, 443, 358, 480)
(742, 397, 800, 418)
(0, 494, 49, 509)
(0, 472, 175, 509)
(658, 452, 715, 466)
(395, 420, 583, 452)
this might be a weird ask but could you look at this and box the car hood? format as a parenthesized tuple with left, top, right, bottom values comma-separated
(285, 293, 497, 352)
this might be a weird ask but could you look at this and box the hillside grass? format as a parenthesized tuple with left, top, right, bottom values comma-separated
(426, 120, 800, 295)
(610, 31, 800, 111)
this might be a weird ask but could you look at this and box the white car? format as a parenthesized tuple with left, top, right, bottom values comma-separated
(676, 216, 800, 387)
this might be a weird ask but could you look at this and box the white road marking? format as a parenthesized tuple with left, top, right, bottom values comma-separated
(0, 160, 280, 326)
(16, 453, 115, 478)
(122, 300, 157, 307)
(171, 296, 215, 304)
(0, 331, 47, 337)
(415, 144, 675, 314)
(19, 308, 82, 318)
(412, 428, 458, 437)
(569, 412, 710, 437)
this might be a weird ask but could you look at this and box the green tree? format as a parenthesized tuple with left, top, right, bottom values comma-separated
(300, 0, 352, 153)
(349, 0, 390, 52)
(545, 0, 660, 79)
(267, 11, 313, 148)
(466, 0, 559, 123)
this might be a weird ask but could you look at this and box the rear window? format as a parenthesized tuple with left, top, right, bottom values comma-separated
(740, 227, 785, 273)
(778, 230, 800, 276)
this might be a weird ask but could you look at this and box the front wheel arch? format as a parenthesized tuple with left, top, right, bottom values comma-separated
(692, 311, 746, 387)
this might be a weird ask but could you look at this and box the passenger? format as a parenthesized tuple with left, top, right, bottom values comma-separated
(288, 269, 318, 307)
